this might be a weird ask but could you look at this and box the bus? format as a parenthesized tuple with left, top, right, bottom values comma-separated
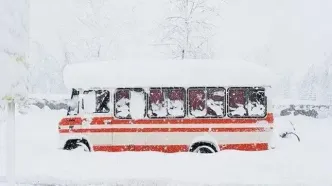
(58, 59, 276, 153)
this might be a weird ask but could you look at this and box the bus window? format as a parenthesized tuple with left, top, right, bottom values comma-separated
(188, 87, 225, 118)
(148, 88, 167, 117)
(114, 88, 146, 119)
(166, 88, 186, 117)
(96, 90, 110, 113)
(228, 87, 266, 118)
(247, 89, 266, 117)
(188, 88, 206, 117)
(79, 90, 111, 114)
(115, 89, 131, 118)
(228, 88, 248, 117)
(148, 88, 186, 118)
(206, 88, 225, 117)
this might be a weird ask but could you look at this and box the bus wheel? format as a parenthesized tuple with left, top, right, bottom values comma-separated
(64, 139, 90, 152)
(189, 142, 218, 154)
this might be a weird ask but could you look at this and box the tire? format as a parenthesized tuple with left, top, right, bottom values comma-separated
(189, 142, 218, 154)
(63, 139, 91, 152)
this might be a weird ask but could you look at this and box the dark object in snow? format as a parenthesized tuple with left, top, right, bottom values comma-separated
(279, 121, 300, 142)
(280, 132, 301, 142)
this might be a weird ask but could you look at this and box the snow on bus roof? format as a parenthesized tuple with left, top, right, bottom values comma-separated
(63, 59, 277, 89)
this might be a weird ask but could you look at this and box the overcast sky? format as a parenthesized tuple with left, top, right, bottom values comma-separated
(29, 0, 332, 75)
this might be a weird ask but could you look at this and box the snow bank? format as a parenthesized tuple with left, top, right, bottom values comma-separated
(63, 59, 278, 89)
(13, 109, 332, 185)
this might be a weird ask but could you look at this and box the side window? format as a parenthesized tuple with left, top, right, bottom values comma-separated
(115, 89, 131, 118)
(148, 88, 186, 118)
(247, 89, 266, 117)
(148, 88, 167, 117)
(206, 88, 226, 117)
(114, 88, 146, 119)
(96, 90, 110, 113)
(166, 88, 186, 117)
(228, 87, 266, 118)
(188, 88, 206, 117)
(188, 87, 225, 118)
(228, 88, 247, 117)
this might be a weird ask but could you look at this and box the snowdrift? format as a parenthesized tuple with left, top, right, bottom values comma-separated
(13, 109, 332, 185)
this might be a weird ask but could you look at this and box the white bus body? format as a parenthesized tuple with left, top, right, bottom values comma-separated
(58, 59, 276, 153)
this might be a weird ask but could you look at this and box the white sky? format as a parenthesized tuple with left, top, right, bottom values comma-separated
(29, 0, 332, 74)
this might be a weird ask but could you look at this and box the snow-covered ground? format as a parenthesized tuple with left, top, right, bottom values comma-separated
(7, 108, 331, 185)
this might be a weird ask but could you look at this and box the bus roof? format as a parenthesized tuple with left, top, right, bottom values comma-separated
(63, 59, 277, 89)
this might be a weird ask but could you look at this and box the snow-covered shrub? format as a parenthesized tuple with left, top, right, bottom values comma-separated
(276, 104, 330, 118)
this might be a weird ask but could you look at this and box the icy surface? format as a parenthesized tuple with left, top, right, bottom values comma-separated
(12, 108, 332, 185)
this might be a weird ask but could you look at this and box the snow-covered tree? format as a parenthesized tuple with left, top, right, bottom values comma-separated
(0, 0, 30, 100)
(298, 65, 318, 101)
(159, 0, 219, 59)
(65, 0, 116, 61)
(29, 40, 66, 94)
(0, 0, 29, 121)
(316, 53, 332, 104)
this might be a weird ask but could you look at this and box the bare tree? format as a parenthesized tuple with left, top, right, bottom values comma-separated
(158, 0, 219, 59)
(74, 0, 115, 61)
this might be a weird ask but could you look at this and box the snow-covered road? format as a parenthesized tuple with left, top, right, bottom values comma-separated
(9, 108, 332, 185)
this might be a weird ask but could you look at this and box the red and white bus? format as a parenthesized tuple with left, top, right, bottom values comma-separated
(58, 59, 276, 153)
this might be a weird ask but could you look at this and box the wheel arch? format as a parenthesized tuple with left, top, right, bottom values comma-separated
(62, 136, 93, 152)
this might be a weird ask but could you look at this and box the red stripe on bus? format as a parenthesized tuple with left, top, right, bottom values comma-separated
(59, 127, 269, 133)
(59, 117, 83, 126)
(92, 143, 268, 152)
(59, 113, 273, 126)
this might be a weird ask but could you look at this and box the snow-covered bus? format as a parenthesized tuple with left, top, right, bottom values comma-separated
(58, 59, 276, 153)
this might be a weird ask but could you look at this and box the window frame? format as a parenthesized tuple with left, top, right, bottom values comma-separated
(147, 87, 187, 119)
(187, 87, 226, 118)
(113, 88, 147, 119)
(227, 87, 267, 118)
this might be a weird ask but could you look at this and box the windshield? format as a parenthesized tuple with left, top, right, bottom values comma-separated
(67, 89, 110, 116)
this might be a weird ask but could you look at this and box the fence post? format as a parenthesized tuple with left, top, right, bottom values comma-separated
(6, 100, 15, 186)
